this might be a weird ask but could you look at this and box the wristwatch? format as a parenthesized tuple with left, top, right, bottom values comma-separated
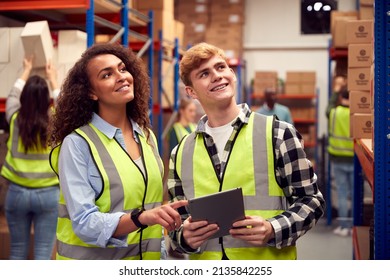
(130, 208, 148, 230)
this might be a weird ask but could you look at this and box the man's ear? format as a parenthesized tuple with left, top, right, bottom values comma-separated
(185, 86, 198, 100)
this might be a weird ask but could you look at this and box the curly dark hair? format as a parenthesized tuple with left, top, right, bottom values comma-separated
(50, 43, 151, 146)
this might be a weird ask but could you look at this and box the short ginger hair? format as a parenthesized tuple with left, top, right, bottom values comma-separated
(179, 42, 228, 86)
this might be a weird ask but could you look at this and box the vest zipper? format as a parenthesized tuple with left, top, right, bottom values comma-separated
(114, 134, 148, 260)
(202, 118, 246, 260)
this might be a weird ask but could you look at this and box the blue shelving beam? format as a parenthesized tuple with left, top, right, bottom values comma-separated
(373, 0, 390, 260)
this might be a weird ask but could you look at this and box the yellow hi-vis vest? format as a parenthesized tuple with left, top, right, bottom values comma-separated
(1, 112, 58, 187)
(172, 122, 196, 142)
(328, 106, 354, 157)
(50, 123, 164, 260)
(175, 113, 297, 260)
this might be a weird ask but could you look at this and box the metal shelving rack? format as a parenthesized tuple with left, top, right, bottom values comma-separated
(353, 0, 390, 260)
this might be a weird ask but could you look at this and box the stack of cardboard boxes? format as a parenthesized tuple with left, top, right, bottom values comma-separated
(359, 0, 374, 21)
(205, 0, 244, 59)
(284, 71, 316, 95)
(0, 21, 87, 98)
(347, 19, 373, 139)
(175, 0, 244, 59)
(252, 71, 278, 96)
(174, 0, 209, 47)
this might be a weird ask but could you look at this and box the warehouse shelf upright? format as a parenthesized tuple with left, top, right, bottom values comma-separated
(351, 0, 390, 260)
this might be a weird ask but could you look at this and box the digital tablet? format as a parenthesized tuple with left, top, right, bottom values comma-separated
(188, 188, 245, 239)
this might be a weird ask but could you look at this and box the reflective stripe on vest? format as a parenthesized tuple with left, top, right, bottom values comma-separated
(176, 113, 296, 260)
(50, 123, 163, 260)
(0, 112, 58, 187)
(328, 106, 354, 157)
(173, 123, 196, 142)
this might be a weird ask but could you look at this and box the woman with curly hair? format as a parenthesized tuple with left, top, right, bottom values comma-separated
(49, 43, 187, 260)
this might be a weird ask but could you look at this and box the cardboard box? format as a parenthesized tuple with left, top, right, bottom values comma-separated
(254, 80, 278, 94)
(330, 11, 358, 34)
(139, 9, 175, 42)
(134, 0, 173, 13)
(58, 30, 86, 64)
(94, 0, 123, 13)
(359, 6, 374, 20)
(286, 71, 316, 83)
(331, 11, 358, 47)
(350, 91, 371, 114)
(285, 83, 301, 95)
(351, 113, 373, 139)
(359, 0, 374, 5)
(348, 43, 373, 68)
(255, 71, 278, 81)
(346, 20, 373, 44)
(0, 28, 9, 63)
(20, 20, 53, 68)
(174, 20, 185, 46)
(301, 83, 316, 94)
(348, 67, 371, 91)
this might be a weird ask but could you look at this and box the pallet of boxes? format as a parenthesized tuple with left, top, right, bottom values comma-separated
(347, 18, 373, 140)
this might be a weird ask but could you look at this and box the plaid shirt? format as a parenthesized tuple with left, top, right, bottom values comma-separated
(168, 103, 325, 252)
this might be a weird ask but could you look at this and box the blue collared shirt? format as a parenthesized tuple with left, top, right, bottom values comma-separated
(58, 113, 144, 248)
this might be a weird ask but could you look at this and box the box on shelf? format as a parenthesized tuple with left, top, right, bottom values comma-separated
(255, 71, 278, 80)
(134, 0, 173, 13)
(359, 0, 374, 5)
(350, 91, 371, 114)
(359, 6, 374, 20)
(284, 83, 301, 95)
(346, 20, 373, 44)
(254, 81, 278, 94)
(20, 20, 53, 68)
(174, 20, 185, 46)
(331, 11, 358, 48)
(348, 43, 373, 68)
(350, 113, 373, 139)
(348, 67, 371, 91)
(138, 9, 175, 42)
(286, 71, 316, 84)
(58, 30, 86, 64)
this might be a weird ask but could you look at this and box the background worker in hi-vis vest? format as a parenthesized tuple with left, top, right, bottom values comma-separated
(1, 56, 60, 259)
(328, 88, 354, 237)
(167, 43, 325, 260)
(168, 98, 197, 153)
(49, 44, 187, 260)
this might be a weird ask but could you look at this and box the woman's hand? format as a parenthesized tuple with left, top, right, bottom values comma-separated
(182, 217, 219, 249)
(20, 56, 33, 81)
(45, 60, 59, 90)
(139, 200, 188, 232)
(229, 216, 275, 246)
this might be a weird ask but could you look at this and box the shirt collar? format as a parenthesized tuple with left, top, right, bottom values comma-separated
(196, 103, 251, 134)
(90, 112, 144, 139)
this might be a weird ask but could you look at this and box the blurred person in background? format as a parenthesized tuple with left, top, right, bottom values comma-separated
(168, 98, 197, 153)
(1, 57, 60, 259)
(257, 88, 293, 124)
(328, 87, 354, 237)
(326, 74, 347, 118)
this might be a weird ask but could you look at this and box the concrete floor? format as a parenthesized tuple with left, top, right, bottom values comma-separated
(297, 218, 352, 260)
